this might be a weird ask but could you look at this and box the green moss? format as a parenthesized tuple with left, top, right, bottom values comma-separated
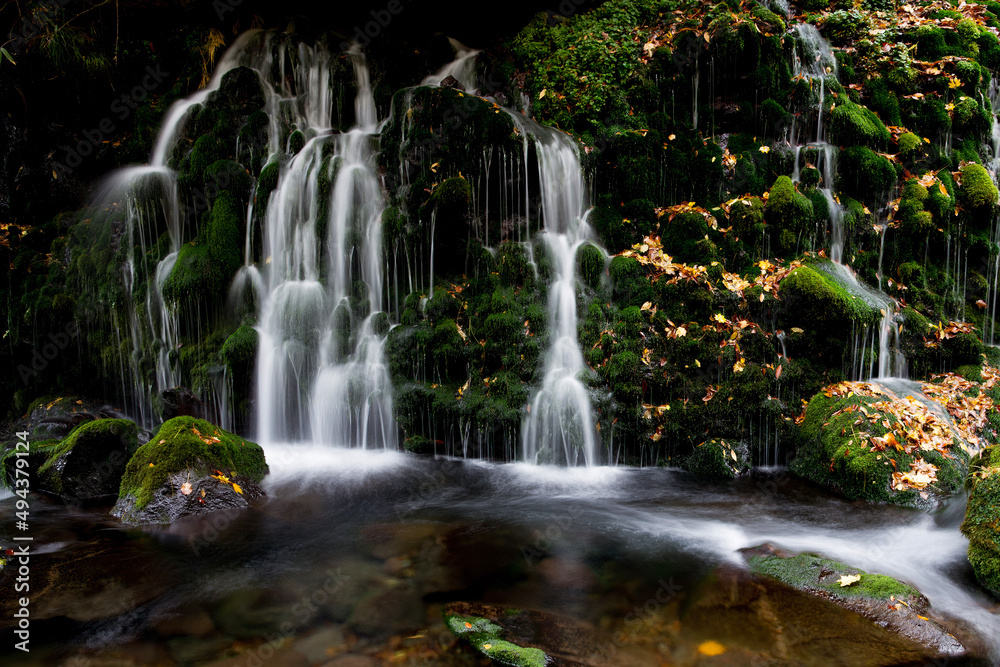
(256, 162, 281, 206)
(897, 132, 921, 159)
(38, 418, 138, 475)
(829, 102, 891, 150)
(161, 242, 215, 306)
(576, 242, 606, 291)
(683, 439, 750, 479)
(953, 96, 989, 136)
(188, 134, 222, 183)
(206, 192, 243, 284)
(204, 160, 251, 208)
(961, 453, 1000, 595)
(766, 176, 813, 233)
(444, 613, 547, 667)
(118, 416, 267, 510)
(837, 146, 896, 203)
(780, 266, 879, 328)
(288, 129, 305, 154)
(960, 162, 998, 209)
(749, 552, 921, 600)
(221, 325, 258, 379)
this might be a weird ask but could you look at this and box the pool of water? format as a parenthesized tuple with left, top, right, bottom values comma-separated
(0, 446, 997, 666)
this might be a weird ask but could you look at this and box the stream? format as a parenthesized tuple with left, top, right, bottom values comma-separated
(2, 448, 998, 666)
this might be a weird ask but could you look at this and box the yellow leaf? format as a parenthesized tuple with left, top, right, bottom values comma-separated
(838, 574, 862, 587)
(232, 484, 243, 495)
(483, 643, 492, 650)
(676, 326, 687, 337)
(52, 170, 58, 180)
(759, 145, 770, 153)
(149, 463, 155, 467)
(698, 641, 725, 656)
(791, 327, 804, 334)
(539, 88, 547, 99)
(180, 482, 193, 495)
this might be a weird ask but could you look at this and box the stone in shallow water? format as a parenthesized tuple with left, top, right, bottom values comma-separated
(728, 544, 968, 661)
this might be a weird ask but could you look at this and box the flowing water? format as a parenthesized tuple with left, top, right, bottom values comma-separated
(514, 118, 600, 467)
(256, 45, 395, 449)
(421, 38, 479, 92)
(789, 26, 906, 381)
(1, 452, 997, 665)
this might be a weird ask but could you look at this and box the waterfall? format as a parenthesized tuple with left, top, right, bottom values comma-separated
(257, 47, 395, 449)
(515, 119, 599, 467)
(788, 25, 904, 381)
(421, 38, 479, 92)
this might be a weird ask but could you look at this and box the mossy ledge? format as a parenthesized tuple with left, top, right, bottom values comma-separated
(114, 416, 268, 516)
(961, 446, 1000, 597)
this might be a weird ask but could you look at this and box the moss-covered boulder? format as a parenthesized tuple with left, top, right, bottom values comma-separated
(112, 416, 268, 525)
(683, 439, 750, 479)
(836, 146, 896, 203)
(743, 544, 965, 656)
(765, 176, 813, 254)
(829, 102, 891, 150)
(35, 419, 139, 500)
(779, 265, 879, 336)
(792, 383, 970, 506)
(961, 446, 1000, 597)
(959, 162, 998, 210)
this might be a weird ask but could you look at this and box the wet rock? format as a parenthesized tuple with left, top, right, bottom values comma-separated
(319, 656, 378, 667)
(111, 416, 268, 525)
(160, 387, 207, 420)
(739, 544, 966, 659)
(347, 585, 425, 639)
(207, 646, 308, 667)
(0, 539, 174, 622)
(152, 605, 216, 638)
(34, 418, 139, 500)
(440, 75, 463, 89)
(291, 626, 347, 663)
(168, 635, 232, 665)
(443, 602, 597, 666)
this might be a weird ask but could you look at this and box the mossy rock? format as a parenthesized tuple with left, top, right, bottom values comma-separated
(779, 265, 879, 332)
(829, 102, 891, 150)
(837, 146, 896, 203)
(444, 602, 577, 667)
(113, 416, 268, 525)
(746, 546, 921, 602)
(765, 176, 813, 254)
(161, 242, 215, 306)
(961, 446, 1000, 597)
(214, 65, 266, 115)
(35, 418, 139, 500)
(221, 325, 258, 386)
(959, 162, 998, 210)
(683, 439, 750, 479)
(791, 389, 969, 506)
(204, 160, 252, 209)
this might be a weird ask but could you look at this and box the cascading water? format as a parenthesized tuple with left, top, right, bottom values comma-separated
(421, 38, 479, 92)
(256, 47, 396, 449)
(789, 24, 905, 380)
(517, 120, 600, 467)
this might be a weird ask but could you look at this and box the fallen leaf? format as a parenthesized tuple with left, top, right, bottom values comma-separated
(838, 574, 862, 587)
(180, 482, 193, 495)
(698, 640, 725, 656)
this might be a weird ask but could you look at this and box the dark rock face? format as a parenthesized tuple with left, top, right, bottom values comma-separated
(112, 469, 265, 526)
(440, 75, 463, 89)
(36, 418, 140, 500)
(160, 387, 207, 420)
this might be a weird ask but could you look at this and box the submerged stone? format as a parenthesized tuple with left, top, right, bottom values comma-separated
(742, 544, 965, 658)
(112, 416, 268, 525)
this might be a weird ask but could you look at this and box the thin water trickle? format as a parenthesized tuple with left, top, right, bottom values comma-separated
(511, 117, 600, 467)
(421, 37, 479, 92)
